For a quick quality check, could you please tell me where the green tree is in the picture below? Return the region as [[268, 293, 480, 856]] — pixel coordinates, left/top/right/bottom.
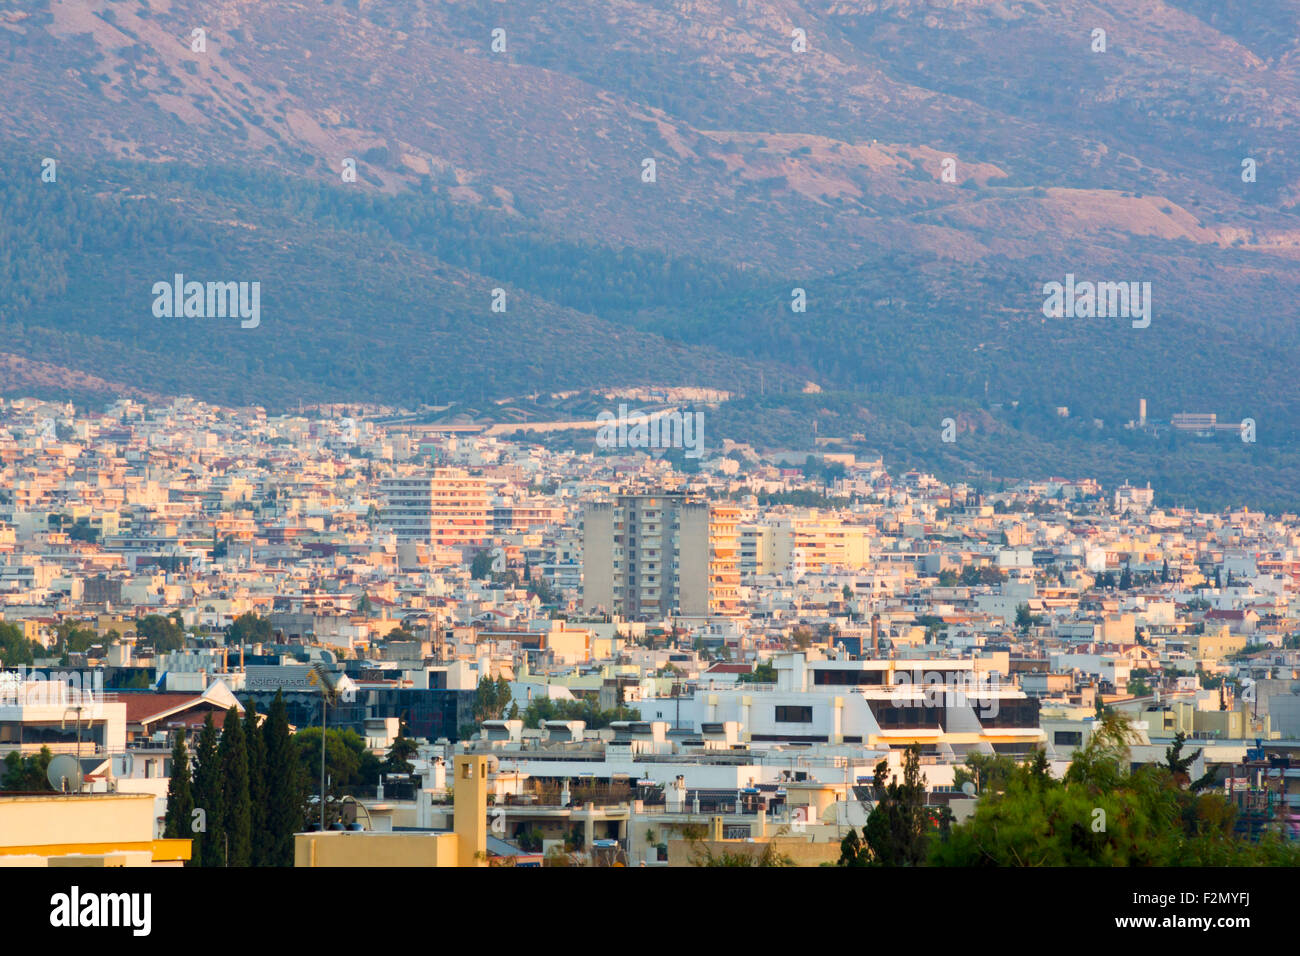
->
[[1, 746, 53, 791], [136, 614, 186, 653], [953, 751, 1024, 795], [474, 675, 506, 723], [520, 697, 639, 730], [0, 622, 36, 666], [470, 550, 494, 580], [263, 690, 304, 866], [55, 620, 101, 662], [1164, 731, 1217, 791], [226, 612, 272, 646], [739, 661, 777, 683], [163, 730, 195, 847], [380, 737, 419, 777], [191, 712, 225, 867], [930, 713, 1298, 866], [496, 674, 512, 717], [121, 670, 152, 689], [693, 842, 794, 867], [528, 574, 556, 603], [294, 726, 381, 806], [839, 745, 939, 866], [218, 705, 252, 866], [244, 703, 268, 865]]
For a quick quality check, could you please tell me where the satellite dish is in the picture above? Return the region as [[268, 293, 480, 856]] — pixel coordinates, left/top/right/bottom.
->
[[961, 781, 977, 797], [47, 754, 84, 793]]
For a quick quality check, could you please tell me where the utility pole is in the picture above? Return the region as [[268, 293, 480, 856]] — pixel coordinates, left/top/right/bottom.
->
[[321, 694, 328, 832]]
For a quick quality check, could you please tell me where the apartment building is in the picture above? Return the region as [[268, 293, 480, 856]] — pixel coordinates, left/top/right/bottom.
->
[[739, 513, 872, 576], [1114, 482, 1155, 513], [582, 492, 738, 619], [635, 652, 1042, 752], [709, 504, 742, 616], [381, 468, 489, 548]]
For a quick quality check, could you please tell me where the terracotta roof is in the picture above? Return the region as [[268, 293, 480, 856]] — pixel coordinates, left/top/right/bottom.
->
[[122, 692, 202, 724], [121, 683, 243, 727], [1206, 609, 1250, 620]]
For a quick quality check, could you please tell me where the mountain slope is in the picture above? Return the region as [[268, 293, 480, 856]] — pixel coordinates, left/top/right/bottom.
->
[[1, 0, 1298, 505]]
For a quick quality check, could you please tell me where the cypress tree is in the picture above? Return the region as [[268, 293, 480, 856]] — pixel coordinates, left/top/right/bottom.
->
[[163, 729, 194, 851], [192, 712, 225, 868], [219, 705, 252, 866], [495, 674, 512, 718], [244, 702, 268, 865], [263, 690, 304, 866]]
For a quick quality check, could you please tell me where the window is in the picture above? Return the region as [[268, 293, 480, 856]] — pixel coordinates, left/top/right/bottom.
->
[[867, 700, 944, 730], [775, 705, 813, 723], [1054, 731, 1083, 747], [814, 669, 886, 685], [981, 698, 1041, 729]]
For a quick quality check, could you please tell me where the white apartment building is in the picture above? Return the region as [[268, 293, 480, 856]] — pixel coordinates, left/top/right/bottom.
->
[[634, 653, 1043, 753], [381, 468, 489, 548], [0, 672, 127, 757]]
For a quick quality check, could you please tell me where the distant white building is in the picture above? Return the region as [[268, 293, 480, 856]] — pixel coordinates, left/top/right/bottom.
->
[[1114, 482, 1154, 513]]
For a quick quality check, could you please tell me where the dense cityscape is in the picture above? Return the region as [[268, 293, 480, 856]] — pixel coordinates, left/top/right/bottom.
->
[[1, 395, 1296, 873], [3, 0, 1293, 933]]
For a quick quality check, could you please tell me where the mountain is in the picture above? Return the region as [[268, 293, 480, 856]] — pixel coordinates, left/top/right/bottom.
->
[[2, 0, 1298, 505]]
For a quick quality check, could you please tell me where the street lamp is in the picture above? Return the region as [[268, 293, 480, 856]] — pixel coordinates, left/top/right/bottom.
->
[[309, 662, 344, 832]]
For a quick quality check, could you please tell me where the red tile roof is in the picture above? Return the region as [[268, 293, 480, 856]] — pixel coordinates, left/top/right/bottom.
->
[[121, 692, 201, 724], [121, 691, 236, 729]]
